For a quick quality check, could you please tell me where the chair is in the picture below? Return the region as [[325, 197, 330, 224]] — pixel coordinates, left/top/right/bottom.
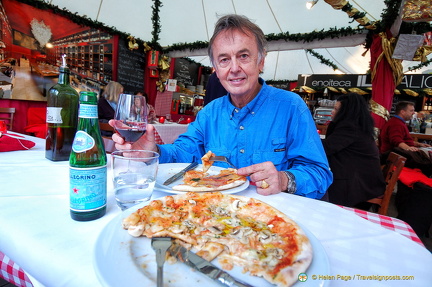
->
[[24, 107, 47, 138], [0, 107, 15, 130], [99, 121, 115, 153], [367, 152, 407, 215]]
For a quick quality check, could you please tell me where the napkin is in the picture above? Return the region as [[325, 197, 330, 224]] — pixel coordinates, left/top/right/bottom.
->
[[0, 132, 36, 152]]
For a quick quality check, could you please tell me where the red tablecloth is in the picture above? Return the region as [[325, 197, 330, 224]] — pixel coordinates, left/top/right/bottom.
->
[[0, 252, 33, 287]]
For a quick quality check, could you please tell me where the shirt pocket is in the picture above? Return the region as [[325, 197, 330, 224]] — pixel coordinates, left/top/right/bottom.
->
[[251, 137, 288, 168]]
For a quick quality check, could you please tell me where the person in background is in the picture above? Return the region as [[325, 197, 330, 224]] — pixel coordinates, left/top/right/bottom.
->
[[322, 93, 385, 208], [134, 91, 156, 123], [98, 81, 123, 122], [110, 14, 332, 198], [204, 71, 227, 106], [379, 101, 431, 154]]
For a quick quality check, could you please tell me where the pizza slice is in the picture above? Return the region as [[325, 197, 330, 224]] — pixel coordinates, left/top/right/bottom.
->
[[172, 168, 247, 192], [201, 150, 215, 172]]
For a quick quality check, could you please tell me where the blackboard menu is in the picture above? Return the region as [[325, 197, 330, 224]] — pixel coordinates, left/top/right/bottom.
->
[[173, 58, 199, 86], [117, 40, 145, 93]]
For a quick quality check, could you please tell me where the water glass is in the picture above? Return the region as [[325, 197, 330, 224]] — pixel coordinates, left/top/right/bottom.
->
[[111, 150, 159, 211]]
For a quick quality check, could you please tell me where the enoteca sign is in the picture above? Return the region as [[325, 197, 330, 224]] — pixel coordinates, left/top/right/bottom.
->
[[297, 74, 432, 89]]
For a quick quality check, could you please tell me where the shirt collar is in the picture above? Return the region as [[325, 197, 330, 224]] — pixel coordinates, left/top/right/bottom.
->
[[393, 115, 406, 122], [225, 78, 268, 118]]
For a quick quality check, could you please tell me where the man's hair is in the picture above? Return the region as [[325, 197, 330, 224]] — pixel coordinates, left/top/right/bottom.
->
[[208, 14, 267, 67], [395, 101, 414, 114]]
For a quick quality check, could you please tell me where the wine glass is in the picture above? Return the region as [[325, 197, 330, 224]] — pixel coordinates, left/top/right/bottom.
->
[[113, 94, 147, 143]]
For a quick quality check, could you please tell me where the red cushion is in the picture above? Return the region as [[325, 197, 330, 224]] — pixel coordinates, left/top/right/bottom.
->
[[24, 124, 47, 139]]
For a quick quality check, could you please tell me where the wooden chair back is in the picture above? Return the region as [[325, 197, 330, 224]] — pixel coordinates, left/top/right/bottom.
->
[[99, 122, 115, 153], [367, 152, 406, 215], [99, 122, 114, 134], [0, 107, 16, 130]]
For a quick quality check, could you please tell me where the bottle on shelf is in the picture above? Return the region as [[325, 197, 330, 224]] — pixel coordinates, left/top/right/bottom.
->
[[69, 91, 107, 221], [46, 54, 79, 161], [410, 114, 421, 133]]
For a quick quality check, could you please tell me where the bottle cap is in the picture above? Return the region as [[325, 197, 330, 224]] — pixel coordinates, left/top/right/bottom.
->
[[59, 54, 70, 73], [61, 54, 67, 67]]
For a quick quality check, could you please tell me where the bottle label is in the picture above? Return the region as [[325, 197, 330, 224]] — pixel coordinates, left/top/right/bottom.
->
[[72, 131, 95, 153], [79, 104, 98, 118], [46, 107, 63, 123], [70, 166, 107, 212]]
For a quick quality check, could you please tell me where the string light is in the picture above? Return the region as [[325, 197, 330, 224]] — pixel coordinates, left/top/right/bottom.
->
[[306, 0, 319, 10]]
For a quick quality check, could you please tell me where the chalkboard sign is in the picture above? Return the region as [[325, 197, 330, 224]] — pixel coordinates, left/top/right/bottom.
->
[[117, 40, 145, 94], [173, 58, 199, 86]]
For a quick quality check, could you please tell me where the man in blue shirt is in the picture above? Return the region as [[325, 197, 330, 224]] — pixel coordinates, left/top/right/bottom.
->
[[111, 14, 332, 199]]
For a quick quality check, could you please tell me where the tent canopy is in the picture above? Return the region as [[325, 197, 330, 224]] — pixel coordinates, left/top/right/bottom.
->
[[7, 0, 432, 80]]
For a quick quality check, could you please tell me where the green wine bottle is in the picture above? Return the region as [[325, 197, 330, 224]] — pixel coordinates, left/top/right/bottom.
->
[[46, 54, 79, 161], [69, 91, 107, 221]]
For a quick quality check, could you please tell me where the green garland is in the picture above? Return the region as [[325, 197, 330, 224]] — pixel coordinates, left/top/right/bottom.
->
[[164, 26, 365, 53], [150, 0, 162, 49], [306, 49, 339, 71], [14, 0, 161, 50], [407, 58, 432, 72]]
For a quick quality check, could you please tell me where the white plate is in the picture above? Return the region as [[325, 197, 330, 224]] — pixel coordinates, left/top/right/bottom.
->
[[154, 163, 250, 194], [93, 199, 330, 287]]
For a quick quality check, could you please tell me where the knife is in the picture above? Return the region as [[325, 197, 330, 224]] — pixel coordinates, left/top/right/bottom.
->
[[168, 243, 253, 287], [163, 162, 198, 185]]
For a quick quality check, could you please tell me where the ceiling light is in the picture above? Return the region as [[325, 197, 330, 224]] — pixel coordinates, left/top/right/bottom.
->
[[306, 0, 319, 10]]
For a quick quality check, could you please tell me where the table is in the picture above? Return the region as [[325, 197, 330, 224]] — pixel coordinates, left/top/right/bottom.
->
[[152, 122, 188, 144], [1, 134, 431, 287], [410, 132, 432, 142]]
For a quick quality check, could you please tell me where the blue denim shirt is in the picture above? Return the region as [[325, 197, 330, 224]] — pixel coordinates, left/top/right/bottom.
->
[[159, 79, 332, 198]]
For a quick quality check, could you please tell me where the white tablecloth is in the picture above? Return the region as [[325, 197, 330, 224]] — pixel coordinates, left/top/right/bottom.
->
[[0, 133, 431, 287], [152, 123, 188, 144]]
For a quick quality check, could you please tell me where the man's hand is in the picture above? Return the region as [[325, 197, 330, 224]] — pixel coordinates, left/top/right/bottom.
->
[[237, 161, 287, 195], [109, 120, 158, 152], [417, 142, 432, 148]]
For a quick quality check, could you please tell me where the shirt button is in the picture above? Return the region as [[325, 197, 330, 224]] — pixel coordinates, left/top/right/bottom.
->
[[251, 111, 255, 115], [235, 109, 239, 113], [239, 126, 244, 130], [240, 149, 245, 153]]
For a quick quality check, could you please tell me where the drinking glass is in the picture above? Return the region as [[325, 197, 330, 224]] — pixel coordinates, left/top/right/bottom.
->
[[113, 94, 147, 143], [111, 150, 159, 211]]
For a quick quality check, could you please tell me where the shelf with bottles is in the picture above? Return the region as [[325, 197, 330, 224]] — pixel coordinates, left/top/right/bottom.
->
[[422, 96, 432, 111], [51, 28, 112, 46], [50, 42, 114, 84]]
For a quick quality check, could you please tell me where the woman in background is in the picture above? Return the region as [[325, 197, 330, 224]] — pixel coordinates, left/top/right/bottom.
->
[[322, 93, 385, 209], [98, 81, 124, 121]]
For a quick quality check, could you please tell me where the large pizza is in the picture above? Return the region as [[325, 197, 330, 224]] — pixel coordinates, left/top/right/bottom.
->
[[122, 192, 313, 287]]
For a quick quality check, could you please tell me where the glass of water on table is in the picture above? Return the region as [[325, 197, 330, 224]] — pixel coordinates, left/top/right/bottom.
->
[[111, 150, 159, 211]]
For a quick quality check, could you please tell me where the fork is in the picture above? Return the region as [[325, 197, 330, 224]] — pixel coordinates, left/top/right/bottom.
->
[[210, 156, 237, 169], [151, 237, 172, 287]]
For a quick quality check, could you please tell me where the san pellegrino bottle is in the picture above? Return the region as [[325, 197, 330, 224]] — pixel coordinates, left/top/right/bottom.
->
[[46, 54, 79, 161], [69, 91, 107, 221]]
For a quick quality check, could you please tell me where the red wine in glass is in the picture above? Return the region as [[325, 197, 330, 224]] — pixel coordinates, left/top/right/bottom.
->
[[114, 94, 148, 143]]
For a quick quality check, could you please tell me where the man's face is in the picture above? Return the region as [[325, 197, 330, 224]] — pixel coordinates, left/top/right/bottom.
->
[[212, 29, 264, 100], [401, 105, 415, 121]]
